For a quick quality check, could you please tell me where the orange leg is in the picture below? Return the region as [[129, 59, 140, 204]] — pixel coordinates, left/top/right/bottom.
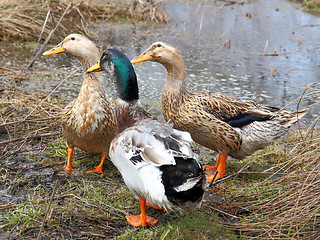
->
[[203, 156, 221, 172], [146, 202, 165, 211], [86, 153, 108, 174], [126, 198, 158, 227], [205, 154, 228, 182], [66, 147, 75, 170]]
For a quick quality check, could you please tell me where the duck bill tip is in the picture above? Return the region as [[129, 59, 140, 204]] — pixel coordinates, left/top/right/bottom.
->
[[86, 61, 101, 72], [131, 53, 152, 64], [42, 45, 65, 56]]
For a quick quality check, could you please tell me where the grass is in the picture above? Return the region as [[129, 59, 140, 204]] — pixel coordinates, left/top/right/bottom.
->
[[226, 129, 320, 238], [0, 0, 169, 42], [118, 211, 237, 240], [303, 0, 320, 9], [1, 58, 320, 239]]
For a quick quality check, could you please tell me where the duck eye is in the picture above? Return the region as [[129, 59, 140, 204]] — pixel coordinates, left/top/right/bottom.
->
[[71, 37, 75, 41], [156, 44, 161, 48]]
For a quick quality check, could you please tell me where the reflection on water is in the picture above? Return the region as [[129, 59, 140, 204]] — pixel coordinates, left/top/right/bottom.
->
[[0, 0, 319, 122]]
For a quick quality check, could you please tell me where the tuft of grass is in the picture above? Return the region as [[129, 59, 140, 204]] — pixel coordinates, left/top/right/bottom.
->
[[224, 128, 320, 239], [118, 210, 236, 240], [303, 0, 320, 9], [47, 137, 69, 159], [0, 0, 170, 42]]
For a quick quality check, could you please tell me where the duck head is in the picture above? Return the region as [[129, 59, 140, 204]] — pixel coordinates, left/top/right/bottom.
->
[[131, 41, 183, 66], [87, 49, 139, 102], [43, 34, 100, 69]]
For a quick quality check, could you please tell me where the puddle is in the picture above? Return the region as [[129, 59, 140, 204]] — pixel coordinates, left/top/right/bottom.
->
[[1, 0, 319, 121]]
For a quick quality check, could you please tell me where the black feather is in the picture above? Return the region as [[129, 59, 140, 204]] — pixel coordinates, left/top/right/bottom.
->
[[228, 115, 268, 128], [164, 136, 181, 152], [160, 157, 205, 206], [129, 150, 143, 165]]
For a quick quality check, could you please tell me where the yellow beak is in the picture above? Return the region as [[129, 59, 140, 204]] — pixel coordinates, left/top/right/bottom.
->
[[43, 45, 65, 56], [86, 60, 101, 72], [131, 53, 152, 63]]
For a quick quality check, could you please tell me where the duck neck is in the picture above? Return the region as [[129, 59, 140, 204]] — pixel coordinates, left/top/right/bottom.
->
[[114, 63, 139, 102], [81, 57, 98, 71], [162, 56, 188, 95], [160, 55, 188, 122], [78, 53, 104, 101], [113, 71, 145, 134], [114, 99, 153, 134]]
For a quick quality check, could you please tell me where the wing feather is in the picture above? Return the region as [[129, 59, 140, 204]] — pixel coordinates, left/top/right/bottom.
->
[[191, 91, 286, 128], [114, 119, 195, 167]]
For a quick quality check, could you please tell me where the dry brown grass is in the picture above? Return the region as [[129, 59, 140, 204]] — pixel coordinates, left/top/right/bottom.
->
[[0, 0, 169, 42], [303, 0, 320, 8], [228, 137, 320, 238], [0, 69, 319, 238], [225, 84, 320, 239], [0, 70, 63, 160]]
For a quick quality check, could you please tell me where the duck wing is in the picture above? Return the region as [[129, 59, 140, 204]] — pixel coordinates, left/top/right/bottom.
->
[[193, 91, 279, 128], [113, 118, 196, 167]]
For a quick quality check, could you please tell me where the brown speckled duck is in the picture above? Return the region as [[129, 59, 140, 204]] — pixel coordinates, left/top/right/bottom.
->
[[43, 34, 115, 173], [131, 41, 307, 182]]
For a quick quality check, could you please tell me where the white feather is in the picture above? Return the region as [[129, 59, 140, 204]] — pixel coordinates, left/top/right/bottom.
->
[[109, 118, 202, 211]]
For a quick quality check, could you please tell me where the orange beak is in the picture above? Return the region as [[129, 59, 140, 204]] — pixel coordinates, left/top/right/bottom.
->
[[131, 53, 152, 63], [43, 44, 65, 56], [86, 60, 101, 72]]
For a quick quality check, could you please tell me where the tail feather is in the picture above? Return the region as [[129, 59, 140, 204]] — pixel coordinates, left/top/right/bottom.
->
[[160, 157, 206, 208], [287, 109, 308, 125]]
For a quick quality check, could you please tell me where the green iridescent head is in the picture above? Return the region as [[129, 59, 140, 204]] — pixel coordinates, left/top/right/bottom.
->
[[88, 49, 139, 101]]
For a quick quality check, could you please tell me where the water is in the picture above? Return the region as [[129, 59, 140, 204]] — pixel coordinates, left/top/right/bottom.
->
[[1, 0, 319, 122], [127, 0, 320, 120]]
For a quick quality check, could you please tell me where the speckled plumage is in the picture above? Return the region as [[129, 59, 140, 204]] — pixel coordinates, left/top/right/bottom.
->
[[131, 41, 307, 180], [43, 34, 115, 172], [61, 76, 114, 155]]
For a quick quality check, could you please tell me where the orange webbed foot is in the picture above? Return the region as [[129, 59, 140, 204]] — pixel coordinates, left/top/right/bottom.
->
[[206, 172, 216, 183], [126, 198, 159, 227], [86, 165, 103, 174], [126, 214, 158, 227], [206, 171, 225, 183], [86, 154, 108, 174], [66, 162, 75, 177], [203, 165, 218, 173], [203, 165, 218, 182], [204, 154, 228, 183]]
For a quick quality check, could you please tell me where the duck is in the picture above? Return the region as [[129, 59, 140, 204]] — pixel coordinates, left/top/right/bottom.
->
[[43, 34, 115, 174], [87, 49, 206, 227], [131, 41, 307, 182]]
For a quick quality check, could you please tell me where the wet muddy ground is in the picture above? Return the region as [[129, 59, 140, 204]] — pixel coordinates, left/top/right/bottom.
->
[[0, 0, 319, 239]]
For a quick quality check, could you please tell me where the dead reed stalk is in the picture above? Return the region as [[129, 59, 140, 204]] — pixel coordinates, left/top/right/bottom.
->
[[0, 70, 66, 161], [225, 83, 320, 239], [0, 0, 169, 42]]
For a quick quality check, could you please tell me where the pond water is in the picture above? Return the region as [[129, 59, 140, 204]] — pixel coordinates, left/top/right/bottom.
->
[[1, 0, 319, 123]]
